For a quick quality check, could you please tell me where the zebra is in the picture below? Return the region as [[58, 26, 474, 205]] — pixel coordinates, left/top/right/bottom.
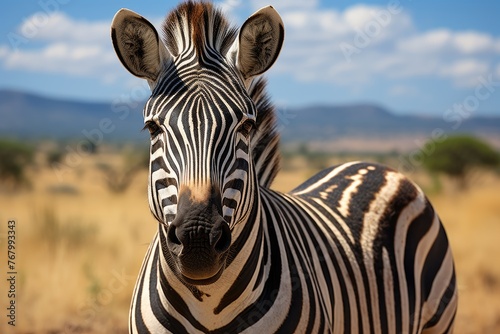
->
[[111, 1, 457, 333]]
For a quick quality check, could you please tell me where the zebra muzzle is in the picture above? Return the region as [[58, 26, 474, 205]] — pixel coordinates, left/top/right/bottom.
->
[[166, 214, 231, 285]]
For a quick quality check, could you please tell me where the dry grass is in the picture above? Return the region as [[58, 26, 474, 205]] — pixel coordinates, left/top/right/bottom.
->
[[427, 174, 500, 333], [0, 153, 499, 333], [0, 153, 154, 333]]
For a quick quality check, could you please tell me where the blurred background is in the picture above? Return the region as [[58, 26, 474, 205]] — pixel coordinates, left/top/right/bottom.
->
[[1, 0, 499, 333]]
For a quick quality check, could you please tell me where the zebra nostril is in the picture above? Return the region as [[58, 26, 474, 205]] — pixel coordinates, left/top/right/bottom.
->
[[213, 222, 231, 253], [167, 225, 182, 246]]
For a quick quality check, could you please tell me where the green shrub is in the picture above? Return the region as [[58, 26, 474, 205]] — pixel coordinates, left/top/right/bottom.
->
[[421, 135, 499, 188], [0, 139, 34, 188]]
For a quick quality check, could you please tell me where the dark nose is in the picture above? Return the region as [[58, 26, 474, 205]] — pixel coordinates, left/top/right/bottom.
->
[[167, 218, 231, 257]]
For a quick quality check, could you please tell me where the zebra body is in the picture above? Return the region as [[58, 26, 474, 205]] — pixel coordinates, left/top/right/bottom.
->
[[111, 2, 457, 333], [130, 162, 456, 333]]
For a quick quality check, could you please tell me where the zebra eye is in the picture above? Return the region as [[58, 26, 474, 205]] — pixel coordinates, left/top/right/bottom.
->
[[237, 119, 256, 138], [143, 121, 162, 137]]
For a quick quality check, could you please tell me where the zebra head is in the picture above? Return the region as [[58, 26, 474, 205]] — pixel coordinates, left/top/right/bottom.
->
[[111, 2, 283, 285]]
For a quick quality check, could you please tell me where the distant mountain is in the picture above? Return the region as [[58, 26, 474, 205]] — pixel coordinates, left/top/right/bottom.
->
[[0, 89, 146, 141], [1, 90, 499, 149], [278, 104, 500, 143]]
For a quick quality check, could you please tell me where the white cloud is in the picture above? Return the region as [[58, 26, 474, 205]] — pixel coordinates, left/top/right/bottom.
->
[[440, 59, 489, 77], [0, 12, 129, 83], [249, 0, 319, 11], [453, 31, 494, 54], [397, 29, 453, 54], [3, 43, 115, 77], [439, 59, 490, 86], [397, 29, 500, 56], [19, 12, 109, 44], [0, 10, 171, 89], [265, 2, 500, 89], [342, 4, 411, 33], [274, 3, 416, 86]]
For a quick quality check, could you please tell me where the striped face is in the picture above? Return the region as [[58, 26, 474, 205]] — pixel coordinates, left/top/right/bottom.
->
[[111, 2, 284, 284], [142, 57, 259, 283], [144, 58, 257, 230]]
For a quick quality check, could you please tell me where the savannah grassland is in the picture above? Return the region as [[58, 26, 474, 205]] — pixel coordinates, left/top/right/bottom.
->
[[0, 150, 499, 334]]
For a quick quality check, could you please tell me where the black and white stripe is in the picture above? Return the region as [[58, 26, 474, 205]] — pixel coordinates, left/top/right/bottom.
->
[[111, 2, 457, 333]]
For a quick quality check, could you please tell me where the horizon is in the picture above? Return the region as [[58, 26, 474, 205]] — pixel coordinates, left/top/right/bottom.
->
[[3, 87, 500, 118], [1, 1, 500, 116]]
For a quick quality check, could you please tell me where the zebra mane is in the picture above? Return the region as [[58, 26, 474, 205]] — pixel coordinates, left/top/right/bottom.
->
[[162, 1, 237, 57], [162, 1, 281, 188], [248, 78, 281, 188]]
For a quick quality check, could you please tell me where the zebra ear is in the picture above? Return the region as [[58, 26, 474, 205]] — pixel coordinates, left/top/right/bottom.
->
[[233, 6, 284, 82], [111, 8, 170, 84]]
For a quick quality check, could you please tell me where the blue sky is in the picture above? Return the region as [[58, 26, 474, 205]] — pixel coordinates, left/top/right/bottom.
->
[[1, 0, 499, 116]]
